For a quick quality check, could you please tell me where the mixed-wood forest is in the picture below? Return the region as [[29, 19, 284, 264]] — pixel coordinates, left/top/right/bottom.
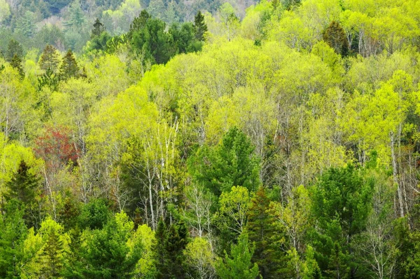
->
[[0, 0, 420, 278]]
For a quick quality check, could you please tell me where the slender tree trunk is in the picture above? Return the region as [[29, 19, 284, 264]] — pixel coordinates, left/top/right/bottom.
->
[[390, 132, 404, 217]]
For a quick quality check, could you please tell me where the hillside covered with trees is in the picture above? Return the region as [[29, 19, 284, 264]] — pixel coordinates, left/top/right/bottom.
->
[[0, 0, 420, 278]]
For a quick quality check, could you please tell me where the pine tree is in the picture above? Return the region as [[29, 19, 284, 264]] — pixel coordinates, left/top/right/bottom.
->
[[39, 230, 64, 278], [5, 40, 23, 62], [91, 18, 105, 39], [5, 161, 40, 205], [154, 220, 189, 279], [0, 200, 27, 278], [39, 44, 60, 72], [59, 50, 79, 81], [189, 127, 261, 197], [10, 54, 24, 79], [81, 218, 142, 278], [323, 21, 349, 56], [216, 232, 260, 279], [247, 187, 276, 278], [194, 11, 207, 41]]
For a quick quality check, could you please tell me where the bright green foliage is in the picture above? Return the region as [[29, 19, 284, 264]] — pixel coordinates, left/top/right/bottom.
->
[[184, 237, 216, 278], [189, 127, 261, 197], [0, 200, 27, 279], [216, 232, 260, 279], [38, 228, 64, 277], [215, 186, 251, 252]]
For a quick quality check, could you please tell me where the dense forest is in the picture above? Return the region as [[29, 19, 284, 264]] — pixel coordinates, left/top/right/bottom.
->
[[0, 0, 420, 278]]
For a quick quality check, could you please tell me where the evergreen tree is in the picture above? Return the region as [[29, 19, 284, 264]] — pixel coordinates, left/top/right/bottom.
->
[[39, 44, 60, 72], [310, 165, 374, 278], [247, 186, 277, 278], [39, 229, 64, 278], [154, 220, 189, 279], [323, 21, 349, 56], [81, 218, 142, 278], [5, 40, 23, 62], [59, 50, 79, 81], [216, 232, 260, 279], [10, 54, 24, 79], [37, 68, 60, 91], [62, 228, 84, 279], [4, 161, 40, 205], [189, 127, 261, 197], [194, 11, 207, 41], [0, 200, 27, 279], [91, 18, 105, 38]]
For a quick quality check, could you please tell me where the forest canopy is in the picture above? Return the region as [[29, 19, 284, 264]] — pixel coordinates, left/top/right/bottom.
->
[[0, 0, 420, 278]]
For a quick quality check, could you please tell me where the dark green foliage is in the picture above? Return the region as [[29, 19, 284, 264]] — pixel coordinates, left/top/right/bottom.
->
[[80, 219, 142, 278], [247, 187, 277, 278], [189, 127, 261, 197], [58, 196, 80, 231], [10, 54, 24, 79], [59, 50, 79, 80], [5, 161, 40, 228], [78, 199, 110, 230], [154, 220, 189, 279], [39, 44, 60, 72], [310, 165, 374, 278], [129, 11, 202, 65], [89, 32, 112, 52], [216, 232, 260, 279], [91, 18, 106, 39], [0, 200, 27, 279], [5, 40, 23, 62], [4, 161, 40, 205], [323, 21, 349, 56], [193, 11, 207, 41]]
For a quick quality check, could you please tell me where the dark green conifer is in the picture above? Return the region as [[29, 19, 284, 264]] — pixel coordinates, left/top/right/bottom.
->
[[194, 11, 207, 41], [39, 44, 60, 72], [59, 50, 79, 80], [323, 21, 349, 56], [10, 54, 24, 79]]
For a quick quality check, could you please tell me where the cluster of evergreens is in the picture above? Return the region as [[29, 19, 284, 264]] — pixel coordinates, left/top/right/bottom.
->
[[0, 0, 256, 52], [0, 0, 420, 278]]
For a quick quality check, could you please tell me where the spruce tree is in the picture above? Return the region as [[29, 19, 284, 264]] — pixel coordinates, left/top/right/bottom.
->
[[5, 161, 40, 205], [0, 200, 27, 278], [216, 232, 260, 279], [39, 44, 60, 72], [323, 21, 349, 56], [10, 54, 24, 79], [5, 40, 23, 62], [189, 127, 261, 197], [247, 187, 276, 278], [91, 18, 105, 38], [39, 230, 64, 278], [194, 11, 207, 41], [59, 50, 79, 81], [154, 220, 189, 279]]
